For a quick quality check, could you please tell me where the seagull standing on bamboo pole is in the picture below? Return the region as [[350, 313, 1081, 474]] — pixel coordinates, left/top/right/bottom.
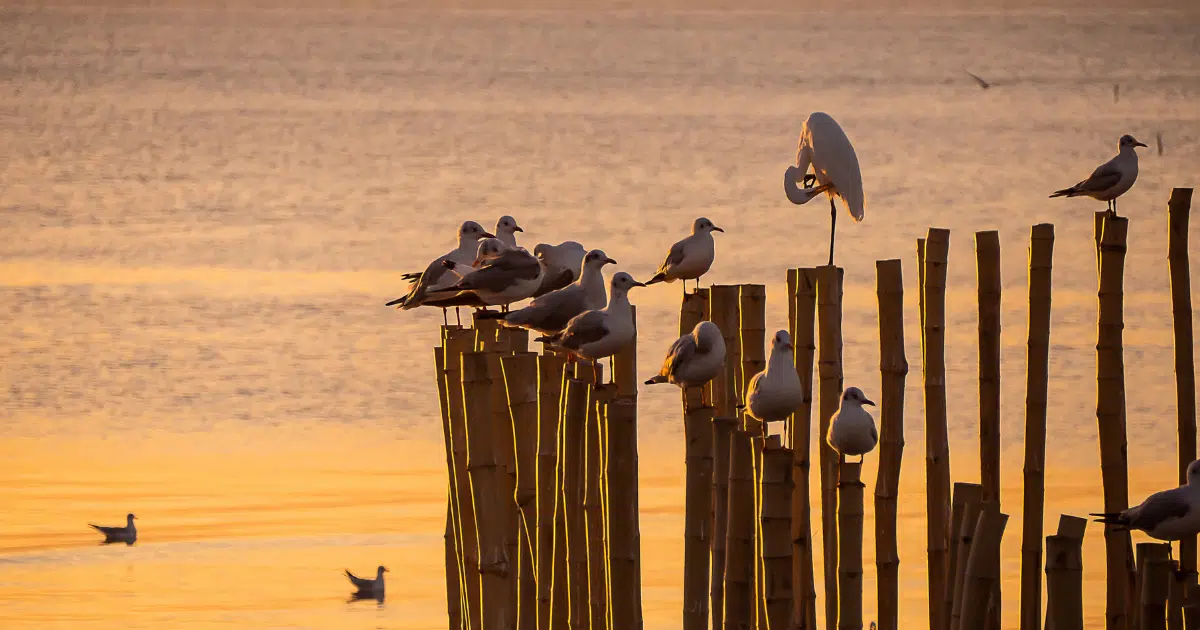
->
[[430, 238, 543, 310], [534, 272, 644, 382], [644, 217, 724, 295], [826, 386, 878, 464], [739, 330, 805, 425], [474, 249, 615, 334], [1091, 460, 1200, 545], [532, 241, 587, 297], [645, 321, 726, 389], [783, 112, 865, 267], [495, 215, 524, 249], [1050, 134, 1146, 217], [385, 221, 494, 322]]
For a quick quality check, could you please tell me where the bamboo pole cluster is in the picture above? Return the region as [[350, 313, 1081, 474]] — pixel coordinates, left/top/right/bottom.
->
[[789, 268, 820, 630]]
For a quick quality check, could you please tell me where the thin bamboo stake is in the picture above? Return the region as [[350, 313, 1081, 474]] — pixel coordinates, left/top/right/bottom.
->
[[462, 351, 513, 628], [613, 306, 638, 398], [949, 496, 984, 630], [503, 353, 540, 630], [1021, 223, 1055, 630], [874, 259, 907, 630], [586, 384, 615, 630], [560, 378, 590, 630], [1168, 188, 1197, 574], [918, 239, 927, 361], [711, 284, 741, 630], [975, 231, 1002, 505], [724, 428, 755, 630], [536, 354, 565, 630], [437, 344, 467, 628], [712, 285, 743, 419], [445, 328, 482, 629], [762, 436, 795, 630], [816, 265, 845, 630], [1138, 544, 1150, 630], [753, 434, 768, 630], [791, 266, 819, 630], [1170, 562, 1185, 630], [483, 348, 520, 628], [837, 461, 865, 630], [956, 505, 1008, 630], [923, 227, 953, 630], [1045, 534, 1084, 630], [1141, 543, 1172, 630], [681, 289, 713, 630], [607, 395, 643, 630], [1185, 582, 1200, 630], [1096, 212, 1134, 630], [739, 284, 767, 629], [550, 365, 573, 629], [946, 483, 983, 628], [447, 499, 465, 629]]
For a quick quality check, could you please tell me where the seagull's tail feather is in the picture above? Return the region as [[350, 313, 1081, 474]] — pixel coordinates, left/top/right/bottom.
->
[[533, 334, 561, 345], [1089, 512, 1130, 529], [1049, 187, 1079, 198], [385, 296, 406, 307], [88, 524, 104, 532], [644, 272, 668, 286], [644, 375, 669, 385]]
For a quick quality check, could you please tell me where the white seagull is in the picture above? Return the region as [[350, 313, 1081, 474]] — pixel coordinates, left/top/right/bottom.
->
[[1092, 460, 1200, 542], [534, 272, 645, 379], [826, 386, 878, 463], [345, 565, 388, 600], [1050, 134, 1147, 217], [645, 321, 727, 389], [741, 330, 805, 424], [783, 112, 865, 267], [385, 221, 494, 314], [475, 249, 615, 334], [533, 241, 587, 297], [431, 239, 543, 308], [495, 215, 524, 249], [89, 513, 137, 545], [644, 217, 724, 295]]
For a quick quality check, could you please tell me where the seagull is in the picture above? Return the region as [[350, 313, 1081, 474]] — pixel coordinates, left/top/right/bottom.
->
[[644, 217, 724, 295], [431, 239, 543, 309], [533, 241, 588, 297], [965, 69, 991, 89], [1050, 134, 1146, 217], [1092, 460, 1200, 543], [645, 320, 726, 389], [475, 249, 614, 334], [783, 112, 865, 267], [495, 215, 523, 249], [740, 330, 805, 424], [89, 513, 137, 545], [826, 386, 878, 464], [534, 272, 644, 380], [345, 565, 388, 600], [385, 221, 494, 318]]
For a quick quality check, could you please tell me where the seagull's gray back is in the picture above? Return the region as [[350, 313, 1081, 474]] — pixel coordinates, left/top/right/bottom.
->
[[504, 283, 589, 332]]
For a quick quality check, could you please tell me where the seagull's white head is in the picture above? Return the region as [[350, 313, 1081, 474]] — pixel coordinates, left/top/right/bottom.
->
[[771, 329, 793, 353], [472, 238, 508, 267], [692, 217, 725, 235], [1187, 460, 1200, 486], [841, 386, 875, 407], [496, 215, 523, 236], [1119, 134, 1148, 151], [582, 249, 616, 272], [460, 221, 494, 242], [694, 321, 723, 350], [610, 272, 646, 295]]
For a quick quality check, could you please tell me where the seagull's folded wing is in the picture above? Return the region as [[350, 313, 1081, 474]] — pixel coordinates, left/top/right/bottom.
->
[[557, 310, 609, 350], [659, 334, 696, 379], [1073, 159, 1124, 193], [1126, 489, 1192, 531]]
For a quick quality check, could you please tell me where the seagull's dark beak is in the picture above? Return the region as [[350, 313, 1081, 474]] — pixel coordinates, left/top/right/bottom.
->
[[605, 258, 617, 265], [863, 398, 876, 406], [713, 226, 725, 233], [632, 281, 646, 287], [1134, 141, 1148, 148], [481, 231, 496, 239], [383, 567, 390, 573], [513, 226, 524, 232]]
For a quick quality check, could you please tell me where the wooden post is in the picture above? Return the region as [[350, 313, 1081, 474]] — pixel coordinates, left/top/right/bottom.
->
[[436, 343, 467, 629], [816, 265, 845, 630], [1185, 582, 1200, 630], [482, 347, 520, 629], [446, 499, 465, 629], [946, 483, 983, 628], [463, 352, 513, 628], [1045, 533, 1084, 630], [710, 284, 741, 630], [738, 284, 767, 629], [762, 436, 794, 630], [503, 353, 540, 630], [536, 354, 565, 630], [681, 290, 713, 630], [613, 306, 638, 398], [1140, 543, 1172, 630], [1045, 514, 1088, 627], [1170, 563, 1186, 630], [949, 496, 984, 630], [956, 505, 1008, 630], [560, 378, 590, 630], [837, 461, 865, 630], [607, 395, 643, 630], [585, 384, 615, 630], [1168, 188, 1197, 574], [790, 267, 820, 630], [445, 328, 482, 630], [724, 427, 755, 630], [1096, 212, 1134, 630], [975, 231, 1001, 516], [874, 259, 907, 630], [923, 228, 953, 630], [1020, 223, 1055, 630], [711, 285, 743, 419]]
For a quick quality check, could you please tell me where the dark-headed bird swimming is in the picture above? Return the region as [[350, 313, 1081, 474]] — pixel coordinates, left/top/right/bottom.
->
[[89, 513, 137, 545], [346, 565, 388, 600]]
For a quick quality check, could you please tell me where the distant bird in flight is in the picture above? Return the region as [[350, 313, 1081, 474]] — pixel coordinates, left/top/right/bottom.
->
[[1050, 134, 1146, 217], [1092, 460, 1200, 543], [89, 513, 137, 545], [965, 69, 991, 89], [346, 565, 388, 601]]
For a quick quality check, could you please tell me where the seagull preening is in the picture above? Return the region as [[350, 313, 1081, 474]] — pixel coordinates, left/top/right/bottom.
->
[[534, 272, 644, 380], [741, 330, 805, 424], [645, 321, 727, 389], [826, 386, 878, 464], [475, 249, 614, 334], [645, 217, 723, 295], [385, 221, 494, 318], [89, 513, 137, 545], [533, 241, 587, 298], [345, 565, 388, 600], [783, 112, 865, 267], [1091, 460, 1200, 543], [1050, 134, 1146, 217]]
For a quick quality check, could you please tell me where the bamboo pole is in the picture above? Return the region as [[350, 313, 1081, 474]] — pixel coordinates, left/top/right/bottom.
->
[[1020, 223, 1055, 630], [710, 284, 741, 630], [874, 259, 907, 630], [816, 265, 845, 630], [1141, 543, 1172, 630], [463, 351, 513, 628], [946, 483, 983, 628], [949, 496, 984, 630], [724, 427, 755, 630], [437, 344, 467, 628], [837, 461, 865, 630], [504, 353, 540, 630], [586, 384, 615, 630], [1096, 212, 1134, 630], [923, 227, 952, 630], [680, 289, 713, 630], [738, 284, 767, 629], [918, 239, 927, 360], [559, 378, 590, 630], [447, 499, 465, 629], [975, 231, 1001, 506], [551, 365, 573, 629], [762, 436, 795, 630], [1168, 188, 1197, 574], [1185, 582, 1200, 630], [607, 395, 643, 630], [790, 267, 819, 630], [754, 435, 768, 630], [445, 328, 482, 630], [536, 354, 565, 630], [483, 347, 520, 628], [956, 505, 1008, 630], [613, 306, 638, 398], [712, 285, 743, 419], [1045, 534, 1084, 630], [1170, 563, 1186, 630]]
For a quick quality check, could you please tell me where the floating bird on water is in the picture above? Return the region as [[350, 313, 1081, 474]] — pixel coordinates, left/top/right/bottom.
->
[[1050, 134, 1146, 217], [532, 241, 587, 297], [495, 215, 524, 249], [740, 330, 805, 424], [345, 565, 388, 600], [89, 513, 137, 545], [1091, 460, 1200, 544], [535, 272, 644, 381], [644, 217, 723, 295], [965, 69, 991, 89], [645, 321, 726, 389], [826, 386, 878, 464], [433, 239, 543, 309], [783, 112, 865, 267], [475, 249, 614, 334], [385, 221, 494, 319]]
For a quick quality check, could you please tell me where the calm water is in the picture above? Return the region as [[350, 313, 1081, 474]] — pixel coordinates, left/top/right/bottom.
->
[[2, 2, 1199, 628]]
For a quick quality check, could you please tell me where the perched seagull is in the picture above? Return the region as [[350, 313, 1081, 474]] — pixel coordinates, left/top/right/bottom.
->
[[644, 217, 724, 295], [533, 241, 587, 297], [783, 112, 865, 267], [826, 386, 878, 463], [535, 272, 645, 379], [741, 330, 805, 424], [965, 69, 991, 89], [432, 239, 543, 308], [89, 513, 137, 545], [495, 215, 524, 249], [1050, 134, 1146, 217], [475, 249, 614, 334], [1092, 460, 1200, 542], [385, 221, 494, 316], [645, 321, 726, 389], [345, 565, 388, 600]]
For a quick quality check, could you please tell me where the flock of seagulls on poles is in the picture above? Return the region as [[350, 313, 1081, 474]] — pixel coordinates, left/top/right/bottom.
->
[[88, 110, 1188, 600]]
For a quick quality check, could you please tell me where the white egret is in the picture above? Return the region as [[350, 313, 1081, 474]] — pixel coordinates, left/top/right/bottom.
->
[[783, 112, 865, 267]]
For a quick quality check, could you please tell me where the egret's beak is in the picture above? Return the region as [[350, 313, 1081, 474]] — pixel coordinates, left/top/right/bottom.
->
[[863, 398, 876, 406], [712, 226, 725, 233], [480, 231, 496, 238], [784, 166, 832, 205], [604, 258, 617, 265], [1134, 141, 1148, 148]]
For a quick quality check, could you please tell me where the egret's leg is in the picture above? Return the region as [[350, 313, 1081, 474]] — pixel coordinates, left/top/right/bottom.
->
[[828, 197, 838, 266]]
